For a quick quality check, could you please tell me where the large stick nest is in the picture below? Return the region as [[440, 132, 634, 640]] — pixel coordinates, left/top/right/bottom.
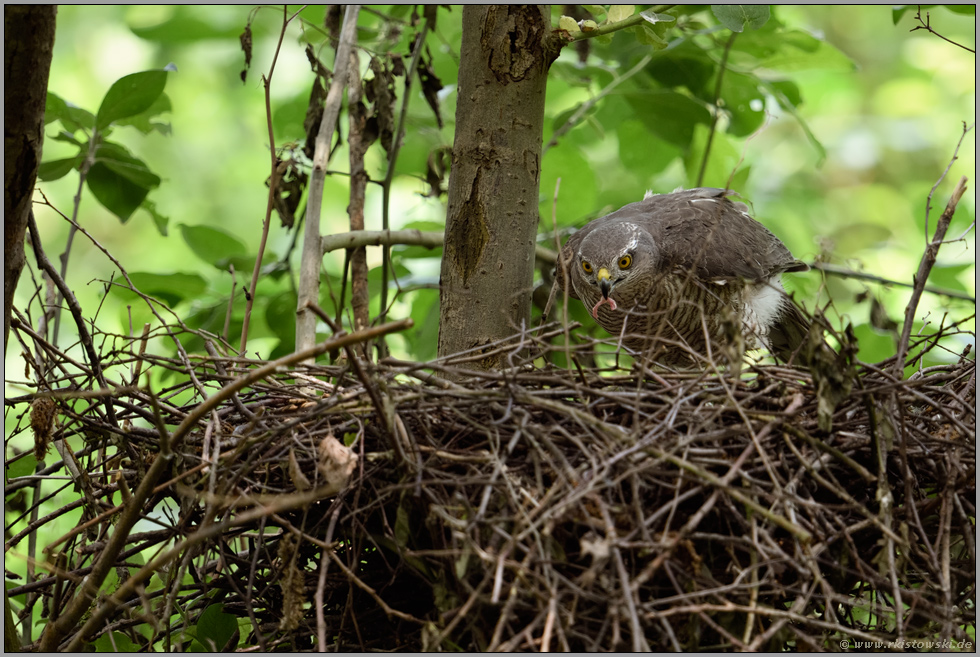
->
[[5, 317, 975, 651]]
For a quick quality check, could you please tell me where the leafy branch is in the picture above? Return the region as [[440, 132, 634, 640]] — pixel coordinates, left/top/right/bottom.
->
[[559, 5, 674, 44], [39, 69, 173, 345]]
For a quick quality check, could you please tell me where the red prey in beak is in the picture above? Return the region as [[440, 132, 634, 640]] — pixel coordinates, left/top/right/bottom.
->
[[590, 266, 618, 319]]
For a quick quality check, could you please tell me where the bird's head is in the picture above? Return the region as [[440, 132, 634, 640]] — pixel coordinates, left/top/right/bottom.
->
[[576, 222, 658, 319]]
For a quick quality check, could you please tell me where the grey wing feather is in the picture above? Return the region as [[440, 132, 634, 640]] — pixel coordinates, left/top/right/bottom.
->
[[555, 237, 581, 300], [608, 188, 808, 282]]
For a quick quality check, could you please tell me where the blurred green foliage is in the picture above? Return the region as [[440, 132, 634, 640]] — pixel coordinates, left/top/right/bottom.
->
[[6, 5, 976, 650], [23, 4, 973, 375]]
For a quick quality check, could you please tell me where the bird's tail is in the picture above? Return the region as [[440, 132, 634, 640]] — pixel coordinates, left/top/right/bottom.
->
[[769, 299, 811, 364]]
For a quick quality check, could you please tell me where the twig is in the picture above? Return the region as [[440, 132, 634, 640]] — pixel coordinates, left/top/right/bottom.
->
[[696, 31, 737, 187], [171, 317, 411, 451], [811, 262, 975, 303], [378, 14, 432, 331], [543, 53, 653, 155], [35, 190, 217, 404], [315, 506, 341, 652], [346, 50, 370, 337], [321, 228, 558, 264], [296, 5, 361, 357], [37, 390, 173, 652], [26, 211, 116, 427], [895, 176, 968, 377], [922, 122, 974, 243], [223, 264, 235, 342], [60, 479, 351, 652], [52, 129, 99, 347], [325, 550, 424, 624], [910, 6, 975, 53], [565, 5, 674, 42], [241, 6, 303, 354]]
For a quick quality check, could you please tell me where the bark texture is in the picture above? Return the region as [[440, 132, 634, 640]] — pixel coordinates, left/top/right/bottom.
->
[[4, 8, 57, 651], [437, 5, 559, 367], [4, 5, 57, 354]]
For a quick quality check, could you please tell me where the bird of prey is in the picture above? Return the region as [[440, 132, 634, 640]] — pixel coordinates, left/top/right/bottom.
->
[[555, 187, 811, 366]]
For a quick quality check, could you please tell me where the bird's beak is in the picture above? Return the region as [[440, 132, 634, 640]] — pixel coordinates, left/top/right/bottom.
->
[[597, 267, 612, 298]]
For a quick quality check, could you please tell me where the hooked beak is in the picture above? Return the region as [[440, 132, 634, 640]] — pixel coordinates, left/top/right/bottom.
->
[[597, 267, 613, 298]]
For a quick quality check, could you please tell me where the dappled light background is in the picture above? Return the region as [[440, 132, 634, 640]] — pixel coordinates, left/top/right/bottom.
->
[[5, 6, 976, 644], [17, 4, 977, 380]]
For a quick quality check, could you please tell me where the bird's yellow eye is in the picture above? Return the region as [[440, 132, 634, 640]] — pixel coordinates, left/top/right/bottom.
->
[[618, 254, 632, 269], [582, 261, 593, 274]]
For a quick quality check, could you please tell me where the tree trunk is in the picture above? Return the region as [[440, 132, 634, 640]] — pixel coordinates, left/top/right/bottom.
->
[[4, 5, 57, 354], [4, 8, 57, 652], [437, 5, 560, 368]]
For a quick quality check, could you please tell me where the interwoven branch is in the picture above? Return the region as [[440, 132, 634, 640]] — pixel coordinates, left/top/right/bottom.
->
[[6, 309, 973, 650]]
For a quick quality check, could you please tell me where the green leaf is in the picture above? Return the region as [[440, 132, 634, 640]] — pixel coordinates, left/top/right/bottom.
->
[[720, 71, 766, 137], [634, 11, 675, 49], [634, 23, 669, 49], [942, 5, 975, 15], [759, 33, 854, 73], [852, 323, 896, 364], [768, 79, 802, 108], [266, 290, 297, 358], [926, 263, 971, 293], [401, 220, 445, 232], [85, 141, 161, 222], [582, 5, 606, 18], [179, 224, 248, 270], [87, 164, 153, 223], [712, 5, 771, 32], [730, 25, 854, 74], [891, 6, 914, 24], [116, 272, 208, 307], [558, 15, 580, 34], [38, 155, 84, 182], [367, 262, 412, 292], [195, 604, 237, 651], [113, 92, 173, 136], [96, 69, 169, 131], [271, 92, 310, 143], [94, 142, 162, 189], [645, 42, 714, 94], [540, 146, 597, 226], [45, 92, 95, 132], [44, 91, 68, 126], [409, 289, 440, 361], [684, 123, 750, 190], [49, 130, 85, 147], [623, 90, 712, 149], [92, 631, 140, 652], [617, 120, 682, 176], [639, 9, 676, 26], [129, 10, 244, 43], [551, 101, 594, 137], [759, 79, 825, 164], [607, 5, 635, 23], [6, 453, 38, 481], [141, 198, 170, 236]]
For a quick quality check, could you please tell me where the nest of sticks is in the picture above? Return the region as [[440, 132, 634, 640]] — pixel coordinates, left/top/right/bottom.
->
[[5, 307, 975, 651]]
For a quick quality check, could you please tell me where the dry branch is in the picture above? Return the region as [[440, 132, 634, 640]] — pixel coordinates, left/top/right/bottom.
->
[[320, 228, 559, 264], [6, 307, 973, 650], [296, 6, 361, 357]]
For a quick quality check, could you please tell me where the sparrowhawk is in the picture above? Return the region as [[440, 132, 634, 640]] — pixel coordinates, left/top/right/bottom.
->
[[555, 187, 810, 366]]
